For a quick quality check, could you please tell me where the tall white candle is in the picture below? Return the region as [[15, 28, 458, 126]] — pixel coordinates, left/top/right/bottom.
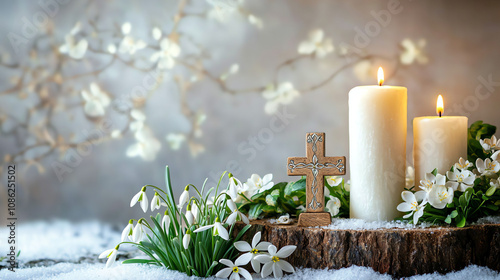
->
[[349, 67, 407, 221], [413, 95, 468, 186]]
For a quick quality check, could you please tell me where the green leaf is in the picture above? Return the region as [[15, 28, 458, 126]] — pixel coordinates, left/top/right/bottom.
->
[[450, 210, 458, 218], [122, 258, 158, 264], [459, 194, 467, 208], [284, 179, 305, 197], [486, 186, 497, 196], [431, 168, 438, 176], [456, 216, 466, 227], [444, 215, 452, 224]]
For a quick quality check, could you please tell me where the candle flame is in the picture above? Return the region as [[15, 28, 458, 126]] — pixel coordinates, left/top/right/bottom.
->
[[378, 67, 384, 86], [436, 94, 444, 117]]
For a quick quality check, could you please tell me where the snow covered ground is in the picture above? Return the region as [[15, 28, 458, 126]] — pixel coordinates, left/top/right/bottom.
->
[[0, 220, 499, 280]]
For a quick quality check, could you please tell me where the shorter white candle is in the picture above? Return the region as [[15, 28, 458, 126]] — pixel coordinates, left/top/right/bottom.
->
[[413, 95, 468, 185]]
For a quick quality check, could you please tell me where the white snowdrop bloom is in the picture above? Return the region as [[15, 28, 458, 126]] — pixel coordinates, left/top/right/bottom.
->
[[185, 203, 196, 225], [228, 174, 244, 201], [99, 245, 119, 268], [480, 136, 500, 151], [121, 220, 134, 242], [193, 217, 229, 240], [297, 29, 334, 58], [419, 173, 446, 194], [126, 127, 161, 161], [248, 14, 263, 29], [428, 185, 454, 209], [405, 167, 415, 188], [150, 38, 181, 69], [81, 83, 110, 117], [446, 169, 475, 192], [132, 219, 146, 243], [178, 185, 190, 209], [215, 255, 253, 280], [400, 38, 428, 65], [326, 176, 343, 187], [476, 157, 500, 177], [166, 133, 186, 150], [234, 231, 272, 273], [255, 244, 296, 278], [119, 22, 146, 55], [162, 210, 171, 232], [262, 82, 300, 114], [183, 230, 191, 249], [276, 213, 291, 224], [152, 27, 162, 40], [397, 191, 427, 225], [226, 199, 250, 225], [455, 157, 473, 170], [326, 196, 341, 217], [130, 187, 148, 213], [150, 192, 167, 211], [59, 35, 88, 59]]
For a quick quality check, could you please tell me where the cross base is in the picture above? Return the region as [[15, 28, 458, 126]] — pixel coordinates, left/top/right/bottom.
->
[[297, 212, 331, 227]]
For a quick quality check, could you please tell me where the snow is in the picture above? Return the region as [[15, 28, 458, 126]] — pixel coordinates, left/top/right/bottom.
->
[[323, 218, 435, 230], [0, 220, 498, 280]]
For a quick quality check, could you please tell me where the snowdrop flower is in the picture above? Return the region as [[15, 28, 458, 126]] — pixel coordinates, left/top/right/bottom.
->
[[446, 169, 475, 192], [228, 174, 244, 201], [326, 196, 341, 217], [183, 230, 191, 249], [126, 127, 161, 161], [193, 217, 229, 240], [455, 157, 473, 170], [215, 256, 253, 280], [119, 22, 146, 55], [121, 220, 134, 242], [276, 213, 291, 224], [262, 82, 300, 115], [397, 191, 427, 225], [326, 176, 342, 187], [400, 38, 428, 65], [226, 199, 250, 225], [166, 133, 186, 150], [255, 245, 296, 278], [185, 203, 196, 225], [132, 219, 146, 243], [151, 192, 167, 211], [178, 185, 190, 208], [476, 158, 500, 177], [99, 245, 119, 268], [130, 186, 148, 213], [428, 185, 454, 209], [81, 83, 110, 117], [406, 167, 415, 188], [481, 136, 500, 151], [419, 173, 446, 193], [150, 38, 181, 70], [162, 210, 171, 232], [234, 231, 272, 273], [59, 35, 88, 59], [297, 29, 334, 58]]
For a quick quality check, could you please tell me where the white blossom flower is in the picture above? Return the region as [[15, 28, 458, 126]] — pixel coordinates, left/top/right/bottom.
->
[[152, 27, 162, 40], [428, 185, 454, 209], [126, 127, 161, 161], [185, 203, 197, 225], [206, 0, 239, 22], [226, 199, 250, 225], [130, 187, 148, 213], [132, 219, 146, 242], [228, 174, 244, 201], [193, 217, 229, 240], [297, 29, 334, 58], [492, 151, 500, 162], [121, 220, 134, 242], [353, 60, 373, 83], [480, 136, 500, 151], [151, 192, 167, 211], [400, 38, 428, 65], [262, 83, 299, 114], [406, 167, 415, 188], [326, 196, 341, 217], [326, 176, 342, 187], [419, 173, 446, 194], [119, 22, 146, 55], [245, 174, 274, 194], [99, 245, 119, 268], [446, 169, 475, 192], [255, 245, 296, 278], [397, 191, 427, 225], [276, 213, 291, 224], [129, 109, 146, 133], [476, 158, 500, 177], [107, 44, 116, 54], [162, 211, 171, 232], [215, 256, 253, 280], [234, 231, 272, 273], [455, 157, 473, 170], [150, 38, 180, 69], [248, 14, 263, 29], [183, 229, 191, 249], [178, 185, 190, 208], [81, 83, 110, 117], [220, 64, 240, 80], [166, 133, 186, 150], [490, 178, 500, 189], [59, 35, 88, 59]]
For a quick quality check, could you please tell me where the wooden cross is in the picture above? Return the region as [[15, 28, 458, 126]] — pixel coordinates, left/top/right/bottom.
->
[[287, 132, 346, 227]]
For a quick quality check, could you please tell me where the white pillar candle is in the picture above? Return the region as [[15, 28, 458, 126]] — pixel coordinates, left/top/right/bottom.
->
[[413, 95, 468, 186], [349, 67, 407, 221]]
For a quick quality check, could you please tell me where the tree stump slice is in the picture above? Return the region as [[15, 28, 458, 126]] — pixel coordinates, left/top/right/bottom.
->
[[235, 220, 500, 277]]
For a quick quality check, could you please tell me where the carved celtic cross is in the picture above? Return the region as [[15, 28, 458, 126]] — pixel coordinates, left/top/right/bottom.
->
[[287, 132, 346, 226]]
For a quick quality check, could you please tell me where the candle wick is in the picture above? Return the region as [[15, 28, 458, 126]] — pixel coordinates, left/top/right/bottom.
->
[[439, 112, 442, 118]]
